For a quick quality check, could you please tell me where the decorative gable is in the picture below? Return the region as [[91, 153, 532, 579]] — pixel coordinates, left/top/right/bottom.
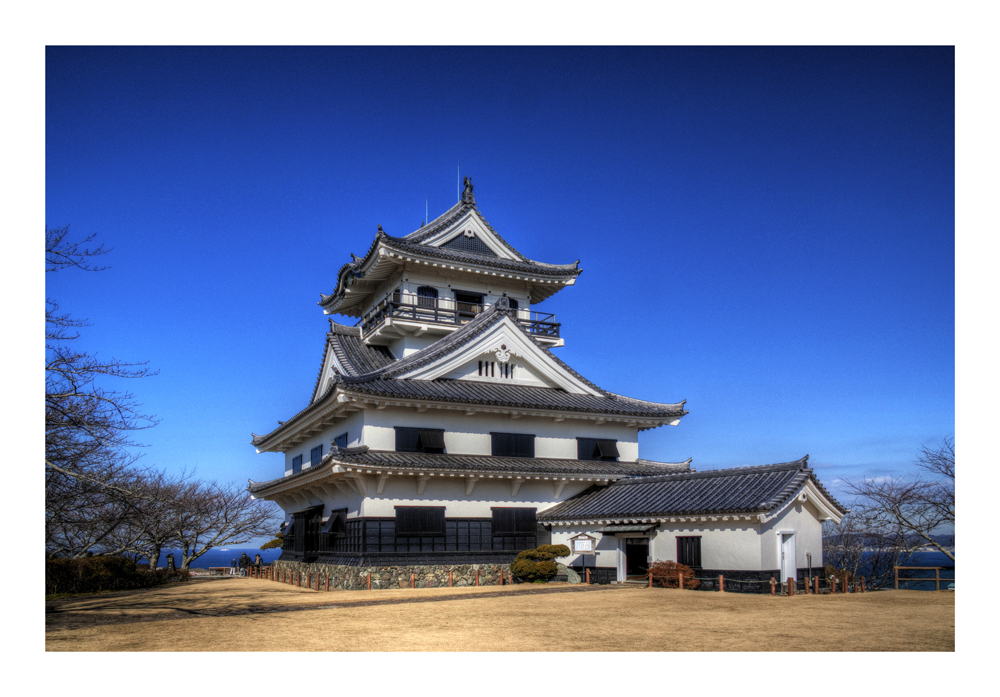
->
[[440, 231, 497, 257], [421, 210, 522, 261]]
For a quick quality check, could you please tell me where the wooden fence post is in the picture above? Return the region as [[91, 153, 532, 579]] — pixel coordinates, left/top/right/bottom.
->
[[648, 571, 652, 588], [814, 576, 819, 595], [860, 577, 866, 593], [842, 577, 848, 594], [449, 571, 453, 588], [935, 568, 940, 591], [894, 566, 899, 590], [326, 575, 330, 592], [476, 569, 479, 587], [411, 572, 415, 589], [718, 574, 724, 593], [307, 572, 310, 589], [787, 577, 795, 596], [678, 572, 684, 589], [585, 568, 590, 585], [770, 577, 776, 596], [367, 573, 372, 591]]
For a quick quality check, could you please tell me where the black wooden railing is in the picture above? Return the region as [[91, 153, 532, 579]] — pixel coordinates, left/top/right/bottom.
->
[[357, 292, 560, 339]]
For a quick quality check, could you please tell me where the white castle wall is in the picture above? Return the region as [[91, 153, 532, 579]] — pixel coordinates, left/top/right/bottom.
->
[[759, 498, 825, 570], [359, 406, 639, 461]]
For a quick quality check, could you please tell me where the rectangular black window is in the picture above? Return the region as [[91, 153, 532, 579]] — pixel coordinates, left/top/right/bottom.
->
[[577, 438, 620, 461], [395, 506, 446, 537], [394, 427, 446, 453], [677, 536, 702, 568], [491, 432, 535, 458], [491, 508, 537, 535], [291, 455, 302, 474], [310, 444, 323, 466], [334, 432, 348, 448]]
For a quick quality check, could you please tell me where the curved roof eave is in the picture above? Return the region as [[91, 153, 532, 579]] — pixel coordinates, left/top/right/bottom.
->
[[319, 230, 581, 315]]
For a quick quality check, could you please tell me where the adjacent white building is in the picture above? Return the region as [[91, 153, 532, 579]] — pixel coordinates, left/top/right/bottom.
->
[[248, 178, 846, 590]]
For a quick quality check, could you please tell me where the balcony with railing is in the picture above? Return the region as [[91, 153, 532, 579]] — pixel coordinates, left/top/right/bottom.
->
[[357, 292, 560, 342]]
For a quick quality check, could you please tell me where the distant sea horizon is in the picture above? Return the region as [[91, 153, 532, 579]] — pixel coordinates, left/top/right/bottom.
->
[[153, 547, 283, 569]]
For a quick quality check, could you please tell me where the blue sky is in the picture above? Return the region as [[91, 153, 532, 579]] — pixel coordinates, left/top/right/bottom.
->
[[44, 46, 954, 509]]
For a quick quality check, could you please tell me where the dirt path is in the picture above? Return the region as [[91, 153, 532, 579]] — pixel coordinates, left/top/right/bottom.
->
[[45, 578, 955, 652]]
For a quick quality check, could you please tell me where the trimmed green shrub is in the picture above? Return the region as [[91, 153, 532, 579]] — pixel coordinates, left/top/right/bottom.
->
[[510, 545, 570, 583]]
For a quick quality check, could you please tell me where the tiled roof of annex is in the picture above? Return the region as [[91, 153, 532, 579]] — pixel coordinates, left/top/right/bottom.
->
[[537, 457, 848, 521]]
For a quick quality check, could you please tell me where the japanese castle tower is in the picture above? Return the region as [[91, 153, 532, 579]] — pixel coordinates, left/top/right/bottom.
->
[[249, 178, 845, 590]]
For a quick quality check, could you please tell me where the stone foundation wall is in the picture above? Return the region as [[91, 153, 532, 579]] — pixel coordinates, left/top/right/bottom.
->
[[271, 560, 510, 590]]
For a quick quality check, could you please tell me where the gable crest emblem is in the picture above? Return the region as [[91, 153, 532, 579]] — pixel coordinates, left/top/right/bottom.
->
[[486, 341, 519, 364]]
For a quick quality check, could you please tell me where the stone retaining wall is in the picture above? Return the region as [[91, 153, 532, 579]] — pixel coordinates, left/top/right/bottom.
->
[[271, 561, 510, 590]]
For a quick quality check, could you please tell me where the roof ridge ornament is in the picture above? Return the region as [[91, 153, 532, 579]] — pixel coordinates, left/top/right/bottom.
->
[[461, 176, 475, 204]]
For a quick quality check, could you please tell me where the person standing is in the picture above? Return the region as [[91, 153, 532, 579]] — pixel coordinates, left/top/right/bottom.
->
[[254, 553, 263, 574], [238, 552, 251, 577], [230, 558, 237, 576]]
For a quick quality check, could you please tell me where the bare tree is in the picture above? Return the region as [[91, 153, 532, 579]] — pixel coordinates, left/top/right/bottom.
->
[[169, 481, 281, 570], [822, 513, 910, 589], [843, 436, 955, 562], [45, 226, 160, 558]]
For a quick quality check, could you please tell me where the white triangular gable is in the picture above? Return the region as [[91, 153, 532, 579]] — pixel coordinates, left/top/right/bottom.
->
[[420, 210, 520, 261], [312, 342, 346, 402], [397, 316, 602, 396]]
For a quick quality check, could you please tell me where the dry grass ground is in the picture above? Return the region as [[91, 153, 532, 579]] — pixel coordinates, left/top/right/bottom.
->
[[45, 577, 954, 652]]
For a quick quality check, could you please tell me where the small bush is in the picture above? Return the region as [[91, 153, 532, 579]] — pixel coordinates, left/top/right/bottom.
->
[[824, 564, 854, 585], [648, 561, 700, 589]]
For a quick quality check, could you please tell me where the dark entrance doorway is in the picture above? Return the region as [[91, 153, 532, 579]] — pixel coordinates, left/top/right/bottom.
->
[[625, 537, 649, 576]]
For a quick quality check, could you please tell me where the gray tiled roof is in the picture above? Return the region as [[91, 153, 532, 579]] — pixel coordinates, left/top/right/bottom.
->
[[537, 458, 848, 521], [252, 304, 687, 447], [247, 446, 693, 493], [320, 216, 580, 312]]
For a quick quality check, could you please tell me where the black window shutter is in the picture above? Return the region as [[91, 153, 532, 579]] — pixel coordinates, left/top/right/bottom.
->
[[492, 433, 534, 458], [491, 432, 512, 456], [596, 440, 620, 459], [492, 507, 537, 535], [395, 507, 445, 536], [418, 430, 446, 450], [395, 427, 420, 452], [677, 536, 702, 568]]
